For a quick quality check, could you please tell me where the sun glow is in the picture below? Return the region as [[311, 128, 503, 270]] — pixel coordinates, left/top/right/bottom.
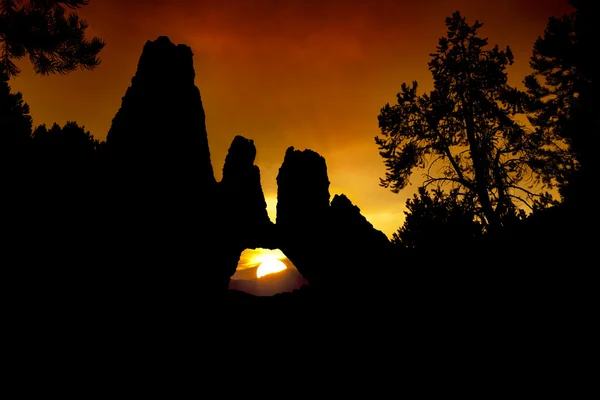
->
[[256, 258, 288, 278]]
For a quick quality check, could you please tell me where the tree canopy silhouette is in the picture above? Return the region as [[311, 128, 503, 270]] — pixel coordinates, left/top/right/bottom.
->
[[375, 11, 569, 232], [524, 0, 597, 202], [0, 77, 31, 148], [0, 0, 105, 79], [392, 187, 484, 250], [33, 120, 99, 151]]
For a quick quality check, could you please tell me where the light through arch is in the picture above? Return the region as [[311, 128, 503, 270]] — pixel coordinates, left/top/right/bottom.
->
[[229, 248, 308, 296]]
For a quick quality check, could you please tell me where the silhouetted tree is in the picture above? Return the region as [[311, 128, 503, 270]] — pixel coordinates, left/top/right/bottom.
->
[[524, 0, 597, 202], [28, 121, 102, 211], [376, 11, 566, 232], [392, 187, 483, 250], [18, 121, 106, 288], [0, 77, 31, 149], [30, 120, 102, 189], [32, 121, 99, 153], [0, 0, 105, 79]]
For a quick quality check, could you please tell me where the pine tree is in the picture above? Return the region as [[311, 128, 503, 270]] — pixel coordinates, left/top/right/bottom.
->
[[376, 12, 567, 232], [525, 0, 597, 202], [0, 0, 105, 79], [0, 77, 31, 148]]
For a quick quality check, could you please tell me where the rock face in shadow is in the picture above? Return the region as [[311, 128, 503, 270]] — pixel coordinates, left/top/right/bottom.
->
[[276, 146, 332, 288], [274, 148, 394, 292], [219, 135, 275, 281], [220, 136, 271, 229], [105, 35, 215, 185], [77, 36, 395, 302], [329, 194, 394, 288], [276, 147, 331, 227], [101, 36, 223, 300]]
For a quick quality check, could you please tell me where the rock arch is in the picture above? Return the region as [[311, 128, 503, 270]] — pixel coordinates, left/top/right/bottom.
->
[[103, 36, 394, 298]]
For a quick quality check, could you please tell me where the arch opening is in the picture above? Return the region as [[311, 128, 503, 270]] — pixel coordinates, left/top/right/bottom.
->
[[229, 248, 308, 296]]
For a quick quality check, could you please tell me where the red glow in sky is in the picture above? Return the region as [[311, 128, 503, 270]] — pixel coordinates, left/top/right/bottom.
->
[[10, 0, 573, 237]]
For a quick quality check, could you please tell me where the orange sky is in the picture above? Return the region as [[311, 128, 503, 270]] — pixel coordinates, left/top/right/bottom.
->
[[10, 0, 573, 238]]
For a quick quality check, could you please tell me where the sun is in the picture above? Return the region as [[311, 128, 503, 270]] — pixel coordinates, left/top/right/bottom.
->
[[256, 258, 287, 278]]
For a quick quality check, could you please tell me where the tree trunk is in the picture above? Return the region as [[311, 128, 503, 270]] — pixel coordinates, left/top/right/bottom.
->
[[460, 92, 501, 232]]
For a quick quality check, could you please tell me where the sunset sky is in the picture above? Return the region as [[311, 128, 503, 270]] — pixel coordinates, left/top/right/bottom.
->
[[10, 0, 573, 238]]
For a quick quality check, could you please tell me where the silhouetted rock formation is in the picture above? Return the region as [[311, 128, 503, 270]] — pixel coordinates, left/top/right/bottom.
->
[[273, 147, 397, 293], [220, 136, 271, 230], [330, 194, 389, 244], [329, 194, 393, 287], [101, 36, 225, 301], [219, 135, 275, 281], [105, 36, 215, 185], [276, 147, 331, 227], [8, 35, 406, 307], [276, 146, 333, 288]]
